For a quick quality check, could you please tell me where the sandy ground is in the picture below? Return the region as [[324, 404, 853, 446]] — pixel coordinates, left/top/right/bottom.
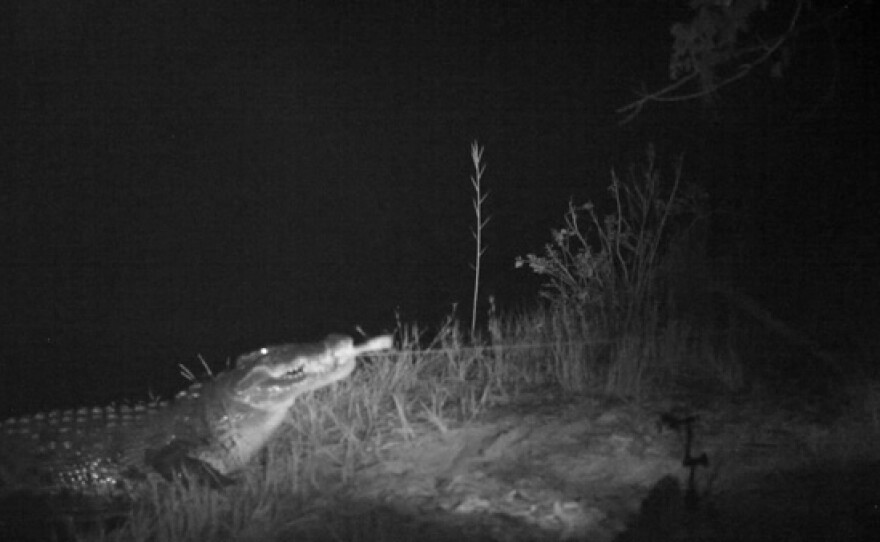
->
[[285, 387, 880, 541]]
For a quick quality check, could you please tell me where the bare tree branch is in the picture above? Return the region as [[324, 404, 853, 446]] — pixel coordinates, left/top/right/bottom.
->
[[617, 0, 804, 125]]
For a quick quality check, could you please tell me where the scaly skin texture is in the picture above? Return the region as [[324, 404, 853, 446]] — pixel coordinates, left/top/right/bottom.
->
[[0, 333, 393, 500]]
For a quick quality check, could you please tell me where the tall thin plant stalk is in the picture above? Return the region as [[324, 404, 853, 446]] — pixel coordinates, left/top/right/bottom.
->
[[469, 141, 490, 338]]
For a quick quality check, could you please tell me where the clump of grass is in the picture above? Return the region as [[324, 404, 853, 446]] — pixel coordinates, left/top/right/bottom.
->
[[514, 145, 743, 397], [515, 145, 697, 329]]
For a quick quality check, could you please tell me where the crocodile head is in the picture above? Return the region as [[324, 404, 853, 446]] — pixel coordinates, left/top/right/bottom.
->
[[172, 333, 393, 477], [232, 333, 360, 408]]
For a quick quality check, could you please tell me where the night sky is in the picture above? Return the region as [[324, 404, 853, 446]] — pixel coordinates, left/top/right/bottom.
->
[[2, 1, 876, 414]]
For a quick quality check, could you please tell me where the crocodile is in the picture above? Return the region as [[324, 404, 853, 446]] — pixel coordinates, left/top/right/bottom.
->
[[0, 333, 393, 529]]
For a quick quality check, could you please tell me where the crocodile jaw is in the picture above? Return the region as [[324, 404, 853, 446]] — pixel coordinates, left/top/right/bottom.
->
[[231, 335, 360, 410]]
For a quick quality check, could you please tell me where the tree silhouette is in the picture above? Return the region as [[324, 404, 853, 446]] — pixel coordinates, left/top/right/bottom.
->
[[617, 0, 854, 124]]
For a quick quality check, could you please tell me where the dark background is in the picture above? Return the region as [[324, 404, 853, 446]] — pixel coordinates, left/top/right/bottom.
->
[[2, 1, 876, 414]]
